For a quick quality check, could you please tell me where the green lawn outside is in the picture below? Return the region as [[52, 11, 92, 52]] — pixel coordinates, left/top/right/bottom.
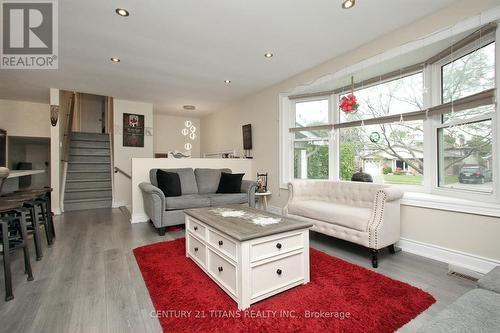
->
[[383, 174, 459, 185], [383, 174, 423, 185]]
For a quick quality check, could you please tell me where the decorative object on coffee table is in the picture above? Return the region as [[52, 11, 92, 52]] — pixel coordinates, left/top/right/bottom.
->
[[184, 205, 312, 310], [255, 191, 271, 211]]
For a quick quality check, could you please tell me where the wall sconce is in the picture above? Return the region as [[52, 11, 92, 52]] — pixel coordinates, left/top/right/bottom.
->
[[50, 105, 59, 126]]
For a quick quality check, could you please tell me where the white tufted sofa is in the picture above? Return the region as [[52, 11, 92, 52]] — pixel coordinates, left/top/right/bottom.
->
[[284, 180, 403, 268]]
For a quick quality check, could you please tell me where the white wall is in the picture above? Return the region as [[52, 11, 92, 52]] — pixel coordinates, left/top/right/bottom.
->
[[131, 158, 254, 223], [50, 88, 61, 214], [153, 114, 200, 157], [0, 99, 50, 137], [200, 0, 500, 264], [113, 99, 154, 209]]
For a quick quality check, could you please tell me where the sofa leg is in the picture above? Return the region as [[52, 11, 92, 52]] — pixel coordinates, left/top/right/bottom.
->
[[371, 249, 378, 268], [158, 227, 166, 236], [388, 244, 396, 254]]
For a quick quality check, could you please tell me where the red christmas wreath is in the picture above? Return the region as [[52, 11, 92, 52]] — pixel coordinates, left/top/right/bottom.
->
[[340, 94, 359, 113]]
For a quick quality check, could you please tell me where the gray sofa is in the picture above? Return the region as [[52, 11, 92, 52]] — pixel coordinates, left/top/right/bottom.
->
[[139, 168, 256, 235], [419, 266, 500, 332]]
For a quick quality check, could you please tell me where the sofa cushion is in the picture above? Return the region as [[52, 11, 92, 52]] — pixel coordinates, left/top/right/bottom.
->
[[165, 194, 210, 210], [205, 193, 248, 206], [156, 170, 181, 197], [195, 168, 231, 194], [287, 200, 371, 232], [151, 168, 198, 195], [217, 172, 245, 194], [478, 266, 500, 293], [417, 289, 500, 333]]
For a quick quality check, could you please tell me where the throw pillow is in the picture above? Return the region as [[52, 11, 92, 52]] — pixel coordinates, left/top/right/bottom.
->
[[216, 172, 244, 194], [156, 170, 182, 197]]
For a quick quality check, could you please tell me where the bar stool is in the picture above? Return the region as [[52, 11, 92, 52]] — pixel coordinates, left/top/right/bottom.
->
[[2, 193, 50, 261], [0, 200, 34, 301], [14, 187, 55, 239]]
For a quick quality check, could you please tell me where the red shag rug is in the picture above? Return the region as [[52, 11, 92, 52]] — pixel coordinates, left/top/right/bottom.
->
[[133, 238, 435, 333]]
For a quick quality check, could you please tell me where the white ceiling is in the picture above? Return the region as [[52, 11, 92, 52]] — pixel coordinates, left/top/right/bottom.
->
[[0, 0, 457, 115]]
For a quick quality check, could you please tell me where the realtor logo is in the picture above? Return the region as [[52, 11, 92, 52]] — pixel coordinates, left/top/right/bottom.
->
[[1, 0, 58, 69]]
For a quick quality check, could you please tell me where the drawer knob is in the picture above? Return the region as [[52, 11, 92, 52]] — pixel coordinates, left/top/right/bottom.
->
[[194, 247, 198, 252], [218, 240, 223, 246], [276, 269, 282, 275], [194, 226, 198, 231], [276, 243, 282, 249], [218, 266, 224, 272]]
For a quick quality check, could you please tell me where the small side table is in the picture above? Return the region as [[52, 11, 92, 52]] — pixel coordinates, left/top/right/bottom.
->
[[254, 191, 271, 210]]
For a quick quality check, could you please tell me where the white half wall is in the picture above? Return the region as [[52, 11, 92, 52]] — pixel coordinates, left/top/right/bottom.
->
[[131, 158, 254, 223], [113, 99, 154, 209]]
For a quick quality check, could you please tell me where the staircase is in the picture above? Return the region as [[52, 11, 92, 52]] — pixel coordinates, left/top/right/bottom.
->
[[64, 132, 112, 211]]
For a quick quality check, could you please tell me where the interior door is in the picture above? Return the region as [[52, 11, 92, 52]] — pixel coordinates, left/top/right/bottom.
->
[[80, 94, 105, 133]]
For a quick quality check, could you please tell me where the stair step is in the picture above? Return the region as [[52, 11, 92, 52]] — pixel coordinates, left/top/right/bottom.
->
[[66, 171, 111, 180], [65, 180, 112, 190], [70, 140, 110, 149], [65, 189, 112, 200], [70, 148, 110, 156], [70, 155, 110, 163], [68, 163, 111, 171], [70, 132, 110, 142], [64, 198, 112, 211], [65, 187, 112, 193], [66, 178, 112, 183]]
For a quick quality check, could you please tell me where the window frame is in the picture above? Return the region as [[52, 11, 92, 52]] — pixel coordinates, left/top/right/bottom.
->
[[280, 26, 499, 207], [289, 95, 337, 181], [429, 33, 498, 202]]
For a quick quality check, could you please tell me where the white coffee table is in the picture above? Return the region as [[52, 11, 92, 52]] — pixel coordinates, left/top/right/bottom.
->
[[184, 205, 312, 310]]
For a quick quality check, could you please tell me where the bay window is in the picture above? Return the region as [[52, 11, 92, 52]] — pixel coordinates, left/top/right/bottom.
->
[[282, 22, 498, 207]]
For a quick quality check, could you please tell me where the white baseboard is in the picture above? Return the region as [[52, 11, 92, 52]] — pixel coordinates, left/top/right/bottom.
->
[[112, 200, 125, 208], [397, 238, 500, 276], [131, 212, 149, 224], [53, 208, 62, 216]]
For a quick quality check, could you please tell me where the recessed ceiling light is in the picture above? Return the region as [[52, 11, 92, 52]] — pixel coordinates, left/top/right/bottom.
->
[[342, 0, 355, 9], [110, 57, 121, 63], [183, 105, 196, 111], [224, 80, 231, 84], [264, 52, 274, 58], [115, 8, 129, 17]]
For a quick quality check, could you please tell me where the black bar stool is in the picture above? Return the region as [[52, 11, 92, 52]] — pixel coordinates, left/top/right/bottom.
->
[[2, 193, 51, 261], [14, 188, 55, 239], [0, 200, 34, 301]]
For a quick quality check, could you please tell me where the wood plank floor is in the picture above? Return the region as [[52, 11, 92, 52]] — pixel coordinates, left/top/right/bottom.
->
[[0, 208, 475, 333]]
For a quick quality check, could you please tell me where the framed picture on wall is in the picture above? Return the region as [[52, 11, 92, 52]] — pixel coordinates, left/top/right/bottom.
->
[[123, 113, 145, 147]]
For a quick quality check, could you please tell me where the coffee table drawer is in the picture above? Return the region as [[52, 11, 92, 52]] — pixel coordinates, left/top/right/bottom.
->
[[251, 252, 304, 299], [187, 217, 206, 240], [188, 233, 207, 267], [250, 233, 303, 262], [208, 230, 236, 260], [208, 249, 237, 296]]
